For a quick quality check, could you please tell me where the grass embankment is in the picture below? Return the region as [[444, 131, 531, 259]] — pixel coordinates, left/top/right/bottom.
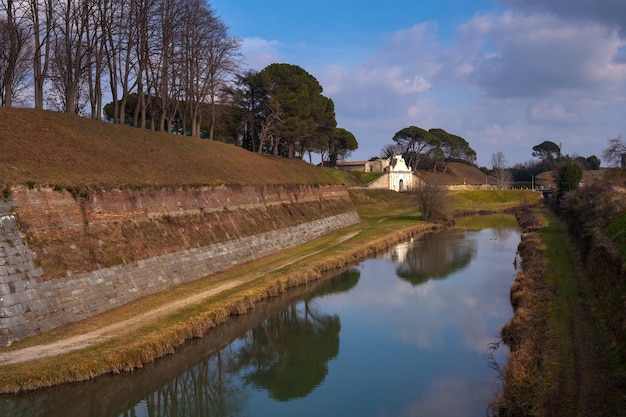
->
[[0, 107, 359, 188], [451, 189, 539, 212], [0, 189, 536, 393], [495, 207, 626, 416]]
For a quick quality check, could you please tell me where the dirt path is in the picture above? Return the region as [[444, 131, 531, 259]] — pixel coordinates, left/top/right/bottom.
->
[[0, 231, 359, 367]]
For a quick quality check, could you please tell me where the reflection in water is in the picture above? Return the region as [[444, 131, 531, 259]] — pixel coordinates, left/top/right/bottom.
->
[[236, 270, 357, 402], [122, 349, 248, 417], [1, 227, 519, 417], [389, 230, 476, 285]]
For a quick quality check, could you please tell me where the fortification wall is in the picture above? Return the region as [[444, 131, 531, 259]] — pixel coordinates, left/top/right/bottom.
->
[[0, 185, 360, 346]]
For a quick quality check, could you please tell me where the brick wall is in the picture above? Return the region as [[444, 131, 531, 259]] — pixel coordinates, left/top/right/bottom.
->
[[0, 185, 360, 346]]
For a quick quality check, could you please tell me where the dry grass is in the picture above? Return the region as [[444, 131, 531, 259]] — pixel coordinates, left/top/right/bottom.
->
[[417, 162, 494, 185], [0, 108, 358, 188], [493, 207, 626, 417]]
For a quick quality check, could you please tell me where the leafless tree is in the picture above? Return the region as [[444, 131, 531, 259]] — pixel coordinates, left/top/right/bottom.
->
[[178, 0, 215, 137], [204, 16, 241, 140], [491, 151, 512, 190], [601, 137, 626, 167], [414, 181, 451, 222], [0, 0, 32, 107], [152, 0, 179, 133], [84, 0, 108, 119], [258, 100, 284, 155], [380, 143, 403, 159], [1, 0, 240, 130], [48, 0, 97, 113], [25, 0, 54, 109], [108, 0, 139, 124]]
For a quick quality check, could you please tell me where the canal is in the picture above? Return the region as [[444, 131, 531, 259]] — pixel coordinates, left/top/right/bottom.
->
[[1, 223, 520, 417]]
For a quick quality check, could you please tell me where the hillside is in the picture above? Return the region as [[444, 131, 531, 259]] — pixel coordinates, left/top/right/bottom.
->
[[416, 162, 494, 186], [0, 108, 358, 188]]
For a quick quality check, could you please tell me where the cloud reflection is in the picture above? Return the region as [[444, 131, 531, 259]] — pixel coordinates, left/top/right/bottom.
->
[[316, 229, 518, 353]]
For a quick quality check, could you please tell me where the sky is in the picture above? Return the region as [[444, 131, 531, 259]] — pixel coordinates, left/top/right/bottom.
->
[[210, 0, 626, 167]]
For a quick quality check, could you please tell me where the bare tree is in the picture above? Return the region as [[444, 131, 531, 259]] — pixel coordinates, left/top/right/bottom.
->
[[491, 151, 513, 190], [204, 14, 240, 140], [414, 181, 451, 222], [84, 0, 108, 119], [153, 0, 180, 133], [23, 0, 54, 109], [2, 0, 239, 131], [48, 0, 97, 114], [178, 0, 217, 137], [380, 143, 403, 159], [258, 100, 283, 155], [0, 0, 32, 107], [601, 137, 626, 167], [110, 0, 139, 124]]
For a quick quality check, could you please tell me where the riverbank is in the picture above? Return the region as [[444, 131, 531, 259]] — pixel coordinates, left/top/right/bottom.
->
[[0, 189, 539, 394], [0, 190, 441, 393], [494, 206, 626, 417]]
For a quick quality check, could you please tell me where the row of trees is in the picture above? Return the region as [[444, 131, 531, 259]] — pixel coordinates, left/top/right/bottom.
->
[[102, 63, 358, 162], [0, 0, 240, 138], [381, 126, 477, 172], [507, 140, 602, 184]]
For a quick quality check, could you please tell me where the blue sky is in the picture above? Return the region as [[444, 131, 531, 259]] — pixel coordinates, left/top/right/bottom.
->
[[211, 0, 626, 167]]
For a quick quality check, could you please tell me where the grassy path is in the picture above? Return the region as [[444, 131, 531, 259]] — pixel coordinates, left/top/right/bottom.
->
[[539, 209, 623, 417], [499, 207, 625, 416], [0, 231, 359, 367]]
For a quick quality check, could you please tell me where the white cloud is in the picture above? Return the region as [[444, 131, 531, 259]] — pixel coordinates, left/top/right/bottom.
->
[[526, 102, 580, 124], [239, 5, 626, 166], [460, 11, 626, 98], [500, 0, 626, 37], [240, 37, 283, 70]]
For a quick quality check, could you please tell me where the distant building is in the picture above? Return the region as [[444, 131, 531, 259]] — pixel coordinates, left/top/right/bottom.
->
[[335, 158, 388, 173], [337, 155, 421, 192]]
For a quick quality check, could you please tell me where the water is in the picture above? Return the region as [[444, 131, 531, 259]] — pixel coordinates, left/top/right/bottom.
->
[[1, 226, 520, 417]]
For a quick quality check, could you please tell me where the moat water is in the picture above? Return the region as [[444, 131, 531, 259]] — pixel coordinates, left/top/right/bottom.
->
[[1, 225, 520, 417]]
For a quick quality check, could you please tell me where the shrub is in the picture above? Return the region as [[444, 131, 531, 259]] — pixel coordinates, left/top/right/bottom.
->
[[413, 182, 451, 222], [552, 162, 583, 212], [1, 185, 11, 200]]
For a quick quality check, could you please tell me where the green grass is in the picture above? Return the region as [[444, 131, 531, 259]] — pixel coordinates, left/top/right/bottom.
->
[[351, 171, 384, 185], [535, 208, 622, 416], [451, 189, 540, 210]]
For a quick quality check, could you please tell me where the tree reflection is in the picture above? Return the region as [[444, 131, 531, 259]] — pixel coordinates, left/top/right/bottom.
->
[[393, 231, 476, 286], [308, 268, 360, 299], [125, 346, 247, 417], [232, 270, 358, 402]]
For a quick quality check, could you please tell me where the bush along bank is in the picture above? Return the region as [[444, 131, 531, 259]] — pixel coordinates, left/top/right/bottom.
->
[[493, 186, 626, 416]]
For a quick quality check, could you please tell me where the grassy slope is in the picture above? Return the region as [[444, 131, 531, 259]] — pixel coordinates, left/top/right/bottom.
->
[[0, 108, 504, 189], [0, 108, 358, 188], [418, 161, 494, 185]]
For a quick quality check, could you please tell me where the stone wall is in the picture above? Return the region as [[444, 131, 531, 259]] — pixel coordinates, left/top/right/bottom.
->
[[0, 185, 360, 346]]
